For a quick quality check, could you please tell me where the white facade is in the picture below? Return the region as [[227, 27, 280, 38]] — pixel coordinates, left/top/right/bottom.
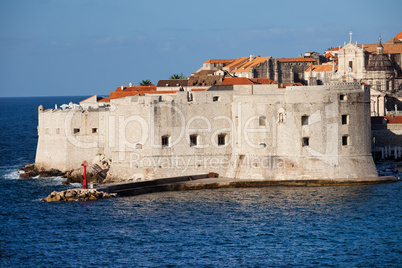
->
[[35, 82, 378, 182]]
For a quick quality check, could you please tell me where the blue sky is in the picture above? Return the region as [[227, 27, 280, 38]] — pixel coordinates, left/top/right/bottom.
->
[[0, 0, 401, 97]]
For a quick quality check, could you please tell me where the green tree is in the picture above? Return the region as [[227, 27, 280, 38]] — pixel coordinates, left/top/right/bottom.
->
[[170, 73, 187, 79], [139, 79, 152, 86]]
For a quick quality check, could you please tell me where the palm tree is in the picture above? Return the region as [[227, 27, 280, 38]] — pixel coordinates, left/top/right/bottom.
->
[[139, 79, 152, 86], [170, 73, 187, 79]]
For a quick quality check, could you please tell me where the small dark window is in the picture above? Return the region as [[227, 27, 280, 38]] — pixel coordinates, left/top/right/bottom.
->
[[279, 113, 284, 123], [342, 115, 348, 125], [218, 134, 226, 146], [73, 128, 80, 134], [302, 115, 309, 126], [190, 135, 197, 147], [349, 61, 353, 68], [259, 116, 266, 126], [213, 96, 220, 102], [92, 128, 98, 133], [302, 137, 309, 147], [136, 143, 142, 149], [340, 94, 345, 101], [161, 136, 169, 147], [342, 136, 348, 146]]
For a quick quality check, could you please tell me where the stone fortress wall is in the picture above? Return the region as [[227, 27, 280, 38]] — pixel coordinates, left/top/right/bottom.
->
[[35, 82, 378, 182]]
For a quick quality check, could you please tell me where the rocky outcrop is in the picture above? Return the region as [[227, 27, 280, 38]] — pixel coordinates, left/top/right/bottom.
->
[[64, 164, 109, 184], [41, 189, 117, 202], [19, 163, 109, 184], [19, 164, 64, 179]]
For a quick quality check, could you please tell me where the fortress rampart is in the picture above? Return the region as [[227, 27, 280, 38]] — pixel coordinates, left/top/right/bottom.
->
[[35, 82, 378, 182]]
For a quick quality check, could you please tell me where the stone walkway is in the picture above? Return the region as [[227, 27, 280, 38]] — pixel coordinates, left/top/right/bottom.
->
[[95, 176, 398, 197]]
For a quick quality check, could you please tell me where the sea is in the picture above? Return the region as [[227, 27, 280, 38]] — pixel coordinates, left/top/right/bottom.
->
[[0, 96, 401, 267]]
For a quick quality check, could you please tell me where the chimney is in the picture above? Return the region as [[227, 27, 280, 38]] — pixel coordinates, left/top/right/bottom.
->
[[250, 54, 254, 62], [121, 86, 124, 90]]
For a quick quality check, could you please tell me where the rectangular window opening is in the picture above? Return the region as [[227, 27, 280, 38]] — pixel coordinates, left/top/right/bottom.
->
[[218, 134, 226, 146], [340, 94, 346, 101], [342, 115, 349, 125], [190, 135, 198, 147], [73, 128, 80, 134], [342, 136, 348, 146], [302, 115, 309, 126], [161, 136, 170, 147], [213, 96, 220, 102], [302, 137, 309, 147], [92, 128, 98, 133]]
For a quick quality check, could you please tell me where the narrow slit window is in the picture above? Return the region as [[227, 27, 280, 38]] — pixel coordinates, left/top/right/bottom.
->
[[302, 137, 309, 147], [218, 134, 226, 146], [302, 115, 309, 126], [190, 135, 197, 147], [342, 136, 348, 146], [161, 136, 170, 147], [342, 115, 349, 125]]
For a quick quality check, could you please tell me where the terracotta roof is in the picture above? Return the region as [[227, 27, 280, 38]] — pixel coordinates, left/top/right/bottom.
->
[[157, 79, 188, 87], [204, 59, 235, 64], [360, 43, 402, 54], [191, 88, 208, 91], [279, 82, 303, 88], [116, 85, 157, 92], [193, 70, 216, 76], [188, 74, 224, 86], [276, 58, 317, 63], [371, 116, 402, 124], [98, 97, 111, 103], [385, 116, 402, 124], [221, 77, 277, 85], [394, 32, 402, 40], [145, 91, 178, 95], [326, 47, 341, 52], [385, 37, 402, 44], [231, 56, 272, 73], [224, 57, 250, 71], [305, 65, 335, 72]]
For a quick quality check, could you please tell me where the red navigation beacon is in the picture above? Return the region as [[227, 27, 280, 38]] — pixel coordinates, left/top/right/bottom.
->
[[81, 160, 88, 189]]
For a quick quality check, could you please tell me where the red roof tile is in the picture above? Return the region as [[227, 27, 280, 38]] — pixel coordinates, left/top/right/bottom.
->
[[394, 32, 402, 40], [231, 56, 272, 73], [305, 65, 335, 72], [327, 47, 341, 52], [221, 77, 277, 85], [276, 58, 316, 63], [204, 59, 235, 64], [372, 116, 402, 124], [279, 82, 303, 88], [359, 43, 402, 54]]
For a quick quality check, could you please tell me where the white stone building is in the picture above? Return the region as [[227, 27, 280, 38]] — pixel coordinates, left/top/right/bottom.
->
[[35, 82, 378, 182]]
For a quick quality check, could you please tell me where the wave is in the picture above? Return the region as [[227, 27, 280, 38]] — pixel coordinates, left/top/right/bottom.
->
[[1, 170, 22, 180]]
